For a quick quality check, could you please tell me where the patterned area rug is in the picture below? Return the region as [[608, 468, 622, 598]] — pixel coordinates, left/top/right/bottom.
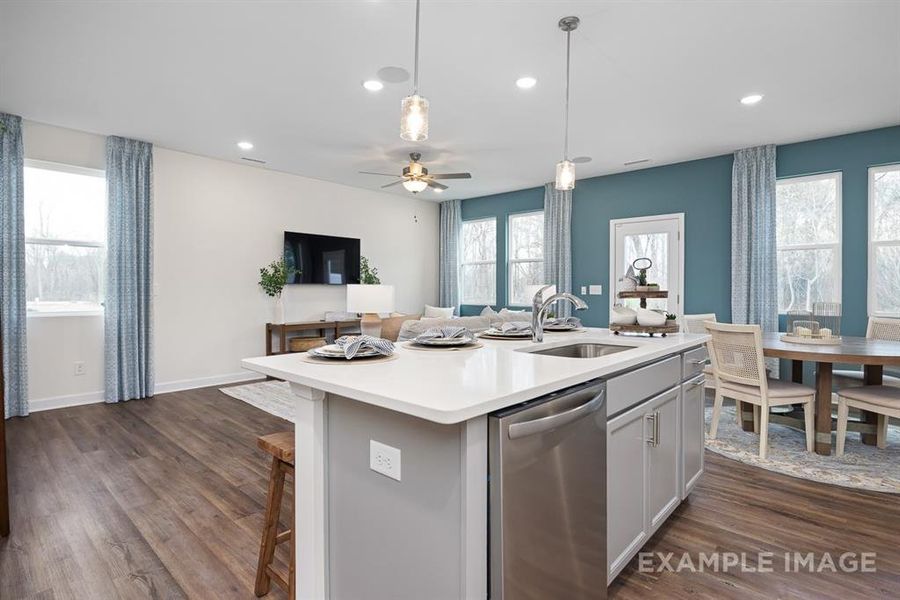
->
[[706, 405, 900, 494], [220, 380, 295, 423]]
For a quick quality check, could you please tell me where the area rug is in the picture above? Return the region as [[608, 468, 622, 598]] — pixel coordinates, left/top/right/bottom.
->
[[705, 405, 900, 494], [220, 380, 295, 423]]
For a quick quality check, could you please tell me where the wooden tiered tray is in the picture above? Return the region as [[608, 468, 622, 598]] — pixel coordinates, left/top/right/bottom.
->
[[613, 289, 677, 336]]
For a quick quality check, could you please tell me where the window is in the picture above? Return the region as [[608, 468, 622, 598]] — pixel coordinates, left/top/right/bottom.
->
[[869, 164, 900, 316], [507, 211, 544, 305], [775, 172, 842, 313], [460, 218, 496, 304], [610, 214, 683, 314], [24, 161, 106, 314]]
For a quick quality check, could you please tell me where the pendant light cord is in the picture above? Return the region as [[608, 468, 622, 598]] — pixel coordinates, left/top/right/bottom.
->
[[413, 0, 421, 94], [564, 29, 571, 160]]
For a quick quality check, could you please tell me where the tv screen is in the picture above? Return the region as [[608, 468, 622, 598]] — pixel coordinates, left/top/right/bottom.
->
[[283, 231, 361, 285]]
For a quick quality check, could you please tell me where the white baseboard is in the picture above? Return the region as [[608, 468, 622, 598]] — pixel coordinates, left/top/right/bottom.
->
[[28, 370, 266, 413], [29, 390, 107, 413]]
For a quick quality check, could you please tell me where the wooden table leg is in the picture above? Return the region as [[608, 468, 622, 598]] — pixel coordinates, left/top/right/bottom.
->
[[279, 324, 287, 354], [266, 324, 273, 356], [792, 360, 804, 384], [739, 401, 755, 432], [814, 362, 833, 455], [861, 365, 883, 446]]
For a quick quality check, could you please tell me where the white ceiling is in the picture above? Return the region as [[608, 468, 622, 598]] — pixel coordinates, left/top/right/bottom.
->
[[2, 1, 899, 200]]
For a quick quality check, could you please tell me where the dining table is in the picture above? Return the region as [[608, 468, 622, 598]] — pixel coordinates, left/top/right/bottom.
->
[[740, 333, 900, 455]]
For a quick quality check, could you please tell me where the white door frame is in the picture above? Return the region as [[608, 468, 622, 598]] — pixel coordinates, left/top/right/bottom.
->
[[609, 213, 685, 316]]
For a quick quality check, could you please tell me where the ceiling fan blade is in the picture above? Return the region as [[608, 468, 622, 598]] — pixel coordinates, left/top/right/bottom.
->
[[381, 179, 405, 189], [427, 180, 449, 190], [360, 171, 401, 177], [429, 173, 472, 180]]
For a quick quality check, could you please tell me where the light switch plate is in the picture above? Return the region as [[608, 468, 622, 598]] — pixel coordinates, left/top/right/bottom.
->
[[580, 286, 587, 295], [589, 285, 603, 295], [370, 440, 401, 481]]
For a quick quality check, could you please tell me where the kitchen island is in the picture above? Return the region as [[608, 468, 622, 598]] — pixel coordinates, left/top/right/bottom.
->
[[242, 328, 709, 600]]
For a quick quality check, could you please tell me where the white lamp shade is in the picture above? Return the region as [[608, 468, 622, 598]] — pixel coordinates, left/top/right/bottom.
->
[[347, 284, 395, 314], [402, 179, 428, 193], [524, 284, 557, 304]]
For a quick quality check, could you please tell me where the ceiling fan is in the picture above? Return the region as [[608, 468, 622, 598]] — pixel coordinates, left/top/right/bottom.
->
[[360, 152, 472, 193]]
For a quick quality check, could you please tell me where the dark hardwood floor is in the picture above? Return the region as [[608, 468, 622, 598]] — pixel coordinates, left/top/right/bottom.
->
[[1, 387, 898, 599]]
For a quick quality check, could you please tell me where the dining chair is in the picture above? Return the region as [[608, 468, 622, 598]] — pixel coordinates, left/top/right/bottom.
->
[[683, 313, 717, 389], [833, 317, 900, 388], [836, 385, 900, 456], [706, 322, 816, 459]]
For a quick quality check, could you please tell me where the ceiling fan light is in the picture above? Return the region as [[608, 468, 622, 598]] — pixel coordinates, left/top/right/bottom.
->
[[400, 94, 429, 141], [555, 160, 576, 191], [402, 178, 429, 193]]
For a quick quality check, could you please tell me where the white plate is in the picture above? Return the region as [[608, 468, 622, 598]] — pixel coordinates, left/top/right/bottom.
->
[[309, 344, 381, 359], [414, 336, 474, 346], [481, 328, 532, 339], [543, 324, 580, 331]]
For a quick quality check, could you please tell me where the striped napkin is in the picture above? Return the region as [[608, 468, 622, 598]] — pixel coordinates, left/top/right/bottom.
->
[[543, 316, 582, 328], [499, 321, 533, 333], [415, 327, 474, 342], [334, 335, 395, 359]]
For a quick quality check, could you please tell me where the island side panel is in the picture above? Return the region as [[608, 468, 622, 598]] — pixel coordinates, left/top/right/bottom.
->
[[326, 394, 468, 599], [290, 383, 329, 600]]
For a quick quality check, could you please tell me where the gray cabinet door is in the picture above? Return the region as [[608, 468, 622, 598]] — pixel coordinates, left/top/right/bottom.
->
[[681, 375, 706, 497], [606, 401, 648, 583], [646, 387, 681, 532]]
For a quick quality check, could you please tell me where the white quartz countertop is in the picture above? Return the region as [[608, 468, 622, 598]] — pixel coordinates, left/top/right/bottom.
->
[[241, 328, 710, 424]]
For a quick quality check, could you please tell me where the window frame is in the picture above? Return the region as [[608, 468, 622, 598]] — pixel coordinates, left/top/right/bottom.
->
[[24, 159, 107, 317], [868, 163, 900, 317], [459, 216, 497, 305], [506, 209, 545, 307], [775, 171, 843, 314]]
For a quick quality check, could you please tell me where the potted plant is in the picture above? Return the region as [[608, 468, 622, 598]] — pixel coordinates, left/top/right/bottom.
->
[[259, 258, 293, 324], [665, 313, 677, 327], [360, 256, 381, 284]]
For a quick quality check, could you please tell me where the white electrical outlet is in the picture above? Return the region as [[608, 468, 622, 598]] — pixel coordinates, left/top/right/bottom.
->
[[589, 285, 603, 295], [580, 286, 587, 295], [370, 440, 401, 481], [74, 361, 86, 376]]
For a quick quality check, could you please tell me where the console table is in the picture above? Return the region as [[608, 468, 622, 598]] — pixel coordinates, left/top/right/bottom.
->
[[265, 320, 361, 356]]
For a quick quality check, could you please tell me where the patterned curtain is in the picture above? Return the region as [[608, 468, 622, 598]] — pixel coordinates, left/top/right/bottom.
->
[[731, 145, 778, 354], [0, 113, 28, 418], [438, 199, 461, 311], [105, 136, 154, 402], [543, 183, 573, 317]]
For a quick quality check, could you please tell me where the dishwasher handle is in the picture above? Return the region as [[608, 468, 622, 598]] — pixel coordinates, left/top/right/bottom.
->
[[508, 390, 605, 440]]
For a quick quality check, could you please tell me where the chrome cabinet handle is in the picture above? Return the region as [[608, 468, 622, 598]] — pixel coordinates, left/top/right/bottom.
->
[[687, 358, 709, 365], [645, 411, 660, 447]]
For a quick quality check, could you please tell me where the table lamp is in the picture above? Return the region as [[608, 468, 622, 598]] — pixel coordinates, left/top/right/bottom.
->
[[347, 284, 395, 338]]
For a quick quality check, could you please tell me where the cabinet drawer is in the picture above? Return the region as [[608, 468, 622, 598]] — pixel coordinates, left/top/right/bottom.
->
[[682, 346, 709, 381], [607, 356, 681, 417]]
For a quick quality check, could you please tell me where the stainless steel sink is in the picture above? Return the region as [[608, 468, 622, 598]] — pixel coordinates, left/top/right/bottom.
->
[[530, 343, 633, 358]]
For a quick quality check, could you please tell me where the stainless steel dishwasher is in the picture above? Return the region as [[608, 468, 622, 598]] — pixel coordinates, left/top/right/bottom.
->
[[489, 379, 607, 600]]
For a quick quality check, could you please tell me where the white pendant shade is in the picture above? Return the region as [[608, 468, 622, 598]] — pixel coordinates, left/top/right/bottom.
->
[[401, 178, 428, 193], [347, 284, 395, 314], [400, 94, 429, 141], [555, 160, 576, 191]]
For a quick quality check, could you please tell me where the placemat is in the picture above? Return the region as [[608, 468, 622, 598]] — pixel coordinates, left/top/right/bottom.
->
[[301, 353, 399, 365]]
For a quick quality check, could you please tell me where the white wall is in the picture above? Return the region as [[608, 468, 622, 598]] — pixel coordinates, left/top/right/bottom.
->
[[23, 120, 440, 410]]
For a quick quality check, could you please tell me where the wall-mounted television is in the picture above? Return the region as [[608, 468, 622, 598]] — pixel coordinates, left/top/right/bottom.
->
[[283, 231, 361, 285]]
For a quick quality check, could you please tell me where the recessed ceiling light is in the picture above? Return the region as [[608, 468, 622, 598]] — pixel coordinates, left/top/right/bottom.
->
[[237, 141, 254, 150], [516, 76, 537, 89], [363, 79, 384, 92], [740, 94, 764, 105]]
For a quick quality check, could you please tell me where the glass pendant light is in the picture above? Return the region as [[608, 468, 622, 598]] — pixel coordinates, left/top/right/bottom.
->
[[400, 0, 429, 141], [555, 16, 579, 191], [401, 179, 429, 193]]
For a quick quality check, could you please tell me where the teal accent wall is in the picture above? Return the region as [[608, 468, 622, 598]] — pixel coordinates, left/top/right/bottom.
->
[[460, 126, 900, 331]]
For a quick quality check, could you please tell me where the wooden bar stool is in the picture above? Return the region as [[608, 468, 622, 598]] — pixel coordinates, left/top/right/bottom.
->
[[255, 432, 295, 599]]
